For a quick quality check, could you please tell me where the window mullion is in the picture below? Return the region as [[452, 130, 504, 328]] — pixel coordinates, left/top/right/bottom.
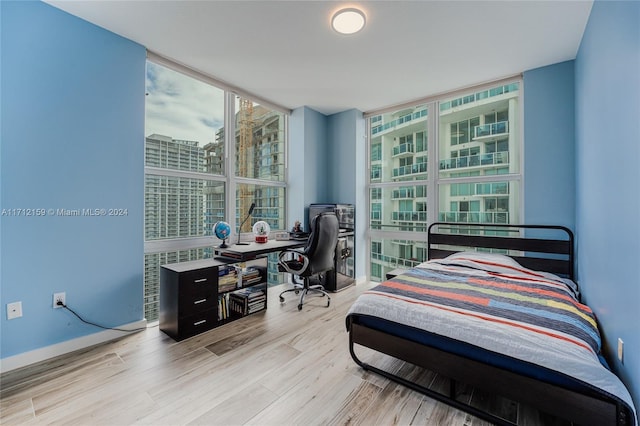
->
[[226, 91, 237, 234], [427, 100, 439, 228]]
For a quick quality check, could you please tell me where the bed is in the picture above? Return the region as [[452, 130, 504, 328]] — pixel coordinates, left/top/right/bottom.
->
[[346, 223, 636, 426]]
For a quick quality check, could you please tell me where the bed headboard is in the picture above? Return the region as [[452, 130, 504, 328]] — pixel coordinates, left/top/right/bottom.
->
[[427, 222, 575, 281]]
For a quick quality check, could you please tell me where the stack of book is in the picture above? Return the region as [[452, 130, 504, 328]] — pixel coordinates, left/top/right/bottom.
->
[[241, 267, 262, 286], [218, 266, 239, 293], [229, 286, 266, 316]]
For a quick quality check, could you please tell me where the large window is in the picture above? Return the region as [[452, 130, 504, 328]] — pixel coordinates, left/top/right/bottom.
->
[[367, 81, 521, 281], [144, 60, 288, 322], [368, 105, 430, 279]]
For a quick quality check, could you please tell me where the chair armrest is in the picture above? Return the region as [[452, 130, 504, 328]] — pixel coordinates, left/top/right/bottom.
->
[[278, 250, 309, 275]]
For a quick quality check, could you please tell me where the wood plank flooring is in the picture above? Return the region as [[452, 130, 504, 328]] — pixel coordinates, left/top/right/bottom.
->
[[0, 281, 571, 425]]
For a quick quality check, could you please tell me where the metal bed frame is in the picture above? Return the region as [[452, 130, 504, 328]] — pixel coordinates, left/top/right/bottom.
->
[[347, 223, 633, 426]]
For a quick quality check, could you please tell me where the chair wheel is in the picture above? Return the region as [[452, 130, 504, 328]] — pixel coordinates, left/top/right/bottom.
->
[[297, 304, 303, 311], [279, 296, 284, 303], [326, 299, 331, 307]]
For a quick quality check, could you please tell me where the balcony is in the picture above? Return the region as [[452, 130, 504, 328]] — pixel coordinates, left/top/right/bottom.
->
[[438, 211, 509, 224], [371, 252, 421, 269], [392, 162, 427, 179], [475, 182, 509, 196], [392, 143, 414, 158], [474, 121, 508, 140], [371, 108, 428, 135], [439, 151, 509, 170], [392, 188, 415, 199], [392, 211, 427, 222]]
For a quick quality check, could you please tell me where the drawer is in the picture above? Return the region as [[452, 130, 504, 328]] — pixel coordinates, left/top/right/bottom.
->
[[178, 292, 217, 314], [180, 268, 217, 297], [179, 311, 216, 337]]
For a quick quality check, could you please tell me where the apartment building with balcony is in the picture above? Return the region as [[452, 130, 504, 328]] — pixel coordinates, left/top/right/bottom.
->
[[438, 83, 520, 225], [369, 83, 521, 280]]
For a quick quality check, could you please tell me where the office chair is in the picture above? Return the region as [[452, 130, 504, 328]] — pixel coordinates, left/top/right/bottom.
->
[[278, 212, 339, 311]]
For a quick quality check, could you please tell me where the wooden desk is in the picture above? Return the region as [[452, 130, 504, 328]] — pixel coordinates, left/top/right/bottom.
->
[[214, 239, 306, 261]]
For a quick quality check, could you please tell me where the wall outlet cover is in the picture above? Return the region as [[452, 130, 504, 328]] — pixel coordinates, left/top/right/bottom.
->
[[7, 301, 23, 320]]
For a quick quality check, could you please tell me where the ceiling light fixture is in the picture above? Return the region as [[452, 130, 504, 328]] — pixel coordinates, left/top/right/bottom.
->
[[331, 7, 366, 35]]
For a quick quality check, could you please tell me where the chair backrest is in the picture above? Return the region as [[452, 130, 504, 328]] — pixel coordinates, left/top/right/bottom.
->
[[301, 212, 339, 277]]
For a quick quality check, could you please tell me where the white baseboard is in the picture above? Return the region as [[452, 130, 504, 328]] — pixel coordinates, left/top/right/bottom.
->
[[0, 319, 147, 374]]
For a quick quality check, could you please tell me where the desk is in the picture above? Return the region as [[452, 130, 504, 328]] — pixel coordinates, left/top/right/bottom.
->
[[214, 239, 306, 261]]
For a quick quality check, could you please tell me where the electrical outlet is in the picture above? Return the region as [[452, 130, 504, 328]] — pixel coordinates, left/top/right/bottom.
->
[[617, 338, 624, 363], [7, 301, 23, 320], [53, 292, 66, 308]]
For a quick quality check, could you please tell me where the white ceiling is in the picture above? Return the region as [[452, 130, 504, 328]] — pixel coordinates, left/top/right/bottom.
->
[[45, 0, 593, 115]]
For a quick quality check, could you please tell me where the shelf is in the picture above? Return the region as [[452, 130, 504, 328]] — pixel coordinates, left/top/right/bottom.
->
[[160, 257, 268, 341]]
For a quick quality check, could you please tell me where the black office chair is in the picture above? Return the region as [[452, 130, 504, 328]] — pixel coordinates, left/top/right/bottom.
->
[[278, 212, 339, 311]]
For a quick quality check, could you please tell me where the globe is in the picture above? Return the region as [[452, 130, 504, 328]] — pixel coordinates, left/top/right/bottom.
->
[[213, 221, 231, 248]]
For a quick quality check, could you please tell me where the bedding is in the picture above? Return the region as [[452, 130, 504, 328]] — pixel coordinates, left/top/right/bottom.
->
[[346, 252, 636, 424]]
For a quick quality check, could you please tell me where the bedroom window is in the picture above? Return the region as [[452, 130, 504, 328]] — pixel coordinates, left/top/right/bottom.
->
[[367, 103, 429, 280], [367, 79, 521, 281], [233, 96, 287, 238], [144, 59, 289, 322]]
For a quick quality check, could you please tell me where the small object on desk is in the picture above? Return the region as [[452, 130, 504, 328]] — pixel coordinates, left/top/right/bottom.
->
[[252, 221, 270, 243], [236, 202, 256, 246], [213, 221, 231, 248], [291, 220, 303, 233], [274, 231, 290, 241], [289, 232, 309, 241]]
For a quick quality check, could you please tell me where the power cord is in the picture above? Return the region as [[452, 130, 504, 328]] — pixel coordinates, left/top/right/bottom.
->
[[56, 301, 148, 332]]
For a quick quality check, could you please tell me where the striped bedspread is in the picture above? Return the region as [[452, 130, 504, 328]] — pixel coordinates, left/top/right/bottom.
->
[[346, 252, 636, 423]]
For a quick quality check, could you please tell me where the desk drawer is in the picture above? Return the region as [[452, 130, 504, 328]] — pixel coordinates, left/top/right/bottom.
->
[[180, 268, 217, 297], [179, 311, 216, 337], [178, 292, 217, 314]]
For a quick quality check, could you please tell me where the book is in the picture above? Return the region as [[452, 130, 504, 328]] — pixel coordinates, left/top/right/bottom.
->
[[228, 288, 266, 315], [218, 294, 229, 320]]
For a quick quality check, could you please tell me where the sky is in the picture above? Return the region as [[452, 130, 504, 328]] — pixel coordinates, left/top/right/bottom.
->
[[145, 61, 225, 146]]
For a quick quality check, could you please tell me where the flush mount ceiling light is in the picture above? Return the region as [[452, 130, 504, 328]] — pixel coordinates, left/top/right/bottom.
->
[[331, 7, 366, 35]]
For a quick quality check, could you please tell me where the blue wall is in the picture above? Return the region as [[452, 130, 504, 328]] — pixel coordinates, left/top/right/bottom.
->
[[523, 61, 576, 231], [1, 2, 146, 359], [327, 109, 359, 204], [575, 0, 640, 409], [288, 106, 329, 228]]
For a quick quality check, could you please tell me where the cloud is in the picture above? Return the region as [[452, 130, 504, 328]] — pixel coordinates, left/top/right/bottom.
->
[[145, 62, 225, 146]]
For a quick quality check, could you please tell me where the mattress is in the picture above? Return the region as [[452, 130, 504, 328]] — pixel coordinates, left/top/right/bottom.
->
[[346, 251, 636, 424]]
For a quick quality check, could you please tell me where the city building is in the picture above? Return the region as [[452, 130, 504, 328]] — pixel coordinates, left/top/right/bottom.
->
[[369, 83, 521, 280]]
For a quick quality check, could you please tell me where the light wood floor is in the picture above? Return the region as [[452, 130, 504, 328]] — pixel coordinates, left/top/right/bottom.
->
[[1, 281, 570, 426]]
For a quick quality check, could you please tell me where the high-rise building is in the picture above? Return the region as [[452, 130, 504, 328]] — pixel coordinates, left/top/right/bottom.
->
[[204, 128, 226, 238], [144, 134, 211, 321], [143, 103, 288, 320], [369, 83, 521, 280], [234, 104, 287, 284]]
